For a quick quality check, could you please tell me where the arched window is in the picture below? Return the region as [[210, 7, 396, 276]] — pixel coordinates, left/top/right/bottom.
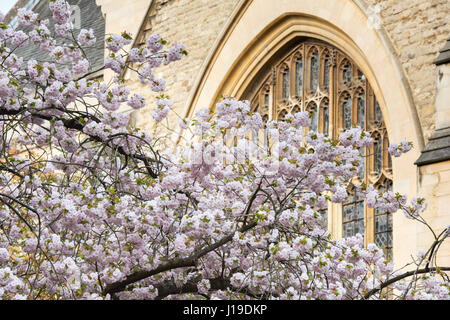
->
[[341, 94, 352, 130], [296, 56, 303, 97], [308, 102, 318, 132], [310, 48, 319, 93], [374, 97, 382, 123], [342, 61, 352, 86], [320, 99, 329, 136], [358, 147, 365, 181], [323, 53, 331, 91], [246, 39, 392, 254], [343, 193, 365, 240], [357, 89, 365, 129], [372, 134, 383, 175], [374, 180, 393, 259], [282, 67, 290, 100]]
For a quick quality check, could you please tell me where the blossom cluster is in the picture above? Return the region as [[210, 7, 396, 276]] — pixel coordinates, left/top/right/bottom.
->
[[0, 1, 447, 301]]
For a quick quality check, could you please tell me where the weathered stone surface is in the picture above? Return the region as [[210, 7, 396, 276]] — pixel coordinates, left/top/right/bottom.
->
[[366, 0, 450, 141], [124, 0, 239, 135]]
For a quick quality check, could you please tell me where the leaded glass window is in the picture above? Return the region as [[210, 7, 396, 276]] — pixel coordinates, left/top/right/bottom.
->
[[245, 39, 392, 254], [309, 102, 318, 132], [310, 49, 319, 93], [343, 194, 365, 239], [322, 100, 329, 136], [296, 57, 303, 97], [342, 95, 352, 130], [282, 68, 290, 100], [343, 62, 352, 85], [358, 147, 365, 181], [324, 54, 330, 91], [384, 136, 392, 171], [374, 181, 393, 259], [374, 97, 382, 123], [357, 90, 365, 129], [374, 137, 382, 174]]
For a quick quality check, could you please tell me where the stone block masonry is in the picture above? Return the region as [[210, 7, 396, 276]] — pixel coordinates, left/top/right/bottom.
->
[[366, 0, 450, 142]]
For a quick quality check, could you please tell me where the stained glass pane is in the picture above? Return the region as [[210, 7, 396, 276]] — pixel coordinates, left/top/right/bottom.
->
[[374, 98, 382, 122], [387, 232, 393, 247], [375, 215, 387, 233], [343, 205, 353, 222], [311, 51, 319, 93], [386, 139, 392, 170], [344, 223, 353, 238], [356, 219, 364, 236], [343, 63, 352, 85], [309, 103, 318, 132], [282, 68, 290, 99], [357, 201, 364, 219], [323, 103, 329, 136], [358, 147, 365, 180], [343, 97, 352, 130], [357, 91, 365, 129], [387, 213, 393, 231], [374, 180, 393, 255], [296, 57, 303, 97], [374, 139, 382, 173], [324, 56, 330, 90], [375, 233, 386, 248]]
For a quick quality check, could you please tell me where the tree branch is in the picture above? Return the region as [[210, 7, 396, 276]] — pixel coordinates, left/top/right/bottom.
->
[[103, 221, 258, 296], [363, 266, 450, 300]]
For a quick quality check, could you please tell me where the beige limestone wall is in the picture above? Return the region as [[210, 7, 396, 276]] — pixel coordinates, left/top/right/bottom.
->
[[365, 0, 450, 141], [122, 0, 239, 140], [435, 64, 450, 129], [418, 160, 450, 267], [96, 0, 153, 83]]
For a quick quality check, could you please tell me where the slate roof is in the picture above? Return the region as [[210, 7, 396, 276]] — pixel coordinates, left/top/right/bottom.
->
[[435, 37, 450, 66], [6, 0, 105, 73], [415, 37, 450, 167], [415, 126, 450, 166]]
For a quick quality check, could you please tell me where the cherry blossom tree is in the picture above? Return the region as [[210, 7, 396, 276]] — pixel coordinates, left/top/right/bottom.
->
[[0, 0, 448, 300]]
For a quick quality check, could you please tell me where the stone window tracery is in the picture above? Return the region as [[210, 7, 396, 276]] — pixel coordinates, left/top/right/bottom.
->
[[247, 39, 393, 255]]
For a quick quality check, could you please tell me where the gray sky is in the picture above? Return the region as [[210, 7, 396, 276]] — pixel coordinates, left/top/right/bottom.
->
[[0, 0, 18, 15]]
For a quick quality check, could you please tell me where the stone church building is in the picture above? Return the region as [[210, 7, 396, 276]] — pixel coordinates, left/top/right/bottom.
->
[[5, 0, 450, 271]]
